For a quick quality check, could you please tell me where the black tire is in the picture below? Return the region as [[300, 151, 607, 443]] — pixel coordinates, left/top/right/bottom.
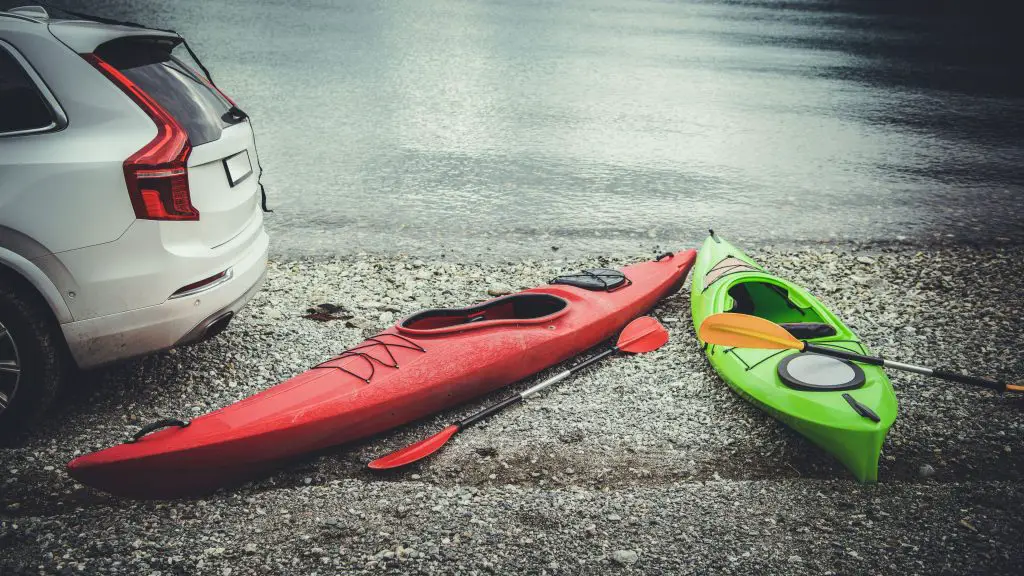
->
[[0, 276, 68, 439]]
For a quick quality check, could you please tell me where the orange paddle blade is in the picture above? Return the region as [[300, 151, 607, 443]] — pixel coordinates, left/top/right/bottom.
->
[[616, 316, 670, 354], [698, 313, 804, 350], [368, 424, 459, 470]]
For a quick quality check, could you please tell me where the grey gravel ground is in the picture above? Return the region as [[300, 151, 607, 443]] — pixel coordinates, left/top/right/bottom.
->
[[2, 243, 1023, 575]]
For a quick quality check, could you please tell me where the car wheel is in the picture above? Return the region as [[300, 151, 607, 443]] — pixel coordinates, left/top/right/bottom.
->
[[0, 278, 68, 438]]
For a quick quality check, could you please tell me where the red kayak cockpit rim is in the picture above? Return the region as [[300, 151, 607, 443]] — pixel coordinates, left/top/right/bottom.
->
[[396, 293, 570, 335]]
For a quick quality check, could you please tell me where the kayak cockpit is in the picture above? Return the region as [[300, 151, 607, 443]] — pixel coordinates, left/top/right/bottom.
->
[[727, 280, 826, 325], [726, 278, 838, 339], [397, 293, 569, 335]]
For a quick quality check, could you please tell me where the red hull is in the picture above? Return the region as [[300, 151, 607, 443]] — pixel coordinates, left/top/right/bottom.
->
[[68, 250, 695, 498]]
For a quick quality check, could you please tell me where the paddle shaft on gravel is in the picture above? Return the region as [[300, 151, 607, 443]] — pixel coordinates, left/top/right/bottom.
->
[[699, 313, 1021, 393], [368, 316, 670, 470]]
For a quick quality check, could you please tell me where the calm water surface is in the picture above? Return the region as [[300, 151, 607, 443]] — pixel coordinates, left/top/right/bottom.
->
[[62, 0, 1024, 257]]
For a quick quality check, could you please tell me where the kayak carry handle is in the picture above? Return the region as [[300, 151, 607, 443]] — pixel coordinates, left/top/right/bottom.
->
[[128, 418, 190, 443]]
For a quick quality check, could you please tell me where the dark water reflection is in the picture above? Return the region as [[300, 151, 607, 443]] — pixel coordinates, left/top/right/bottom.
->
[[46, 0, 1024, 257]]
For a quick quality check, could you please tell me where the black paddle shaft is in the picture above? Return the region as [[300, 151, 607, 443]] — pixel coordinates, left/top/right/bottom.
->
[[929, 369, 1006, 392], [803, 343, 883, 366], [803, 343, 1006, 392], [456, 347, 619, 430], [458, 396, 522, 430]]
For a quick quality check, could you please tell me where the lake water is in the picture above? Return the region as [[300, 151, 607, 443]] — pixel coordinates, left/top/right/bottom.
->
[[58, 0, 1024, 258]]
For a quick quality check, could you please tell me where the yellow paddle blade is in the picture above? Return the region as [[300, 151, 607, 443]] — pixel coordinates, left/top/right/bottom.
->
[[698, 313, 805, 351]]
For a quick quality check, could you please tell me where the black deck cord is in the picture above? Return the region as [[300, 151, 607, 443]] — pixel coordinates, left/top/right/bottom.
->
[[128, 418, 190, 443], [51, 5, 272, 212]]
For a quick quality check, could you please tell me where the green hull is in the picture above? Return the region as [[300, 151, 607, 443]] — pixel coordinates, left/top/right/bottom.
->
[[691, 234, 897, 483]]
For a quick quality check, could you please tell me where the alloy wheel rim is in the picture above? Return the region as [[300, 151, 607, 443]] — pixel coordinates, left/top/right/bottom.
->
[[0, 320, 20, 416]]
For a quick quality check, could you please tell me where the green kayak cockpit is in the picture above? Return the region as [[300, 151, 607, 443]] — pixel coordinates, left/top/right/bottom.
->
[[727, 280, 823, 324], [726, 279, 837, 340]]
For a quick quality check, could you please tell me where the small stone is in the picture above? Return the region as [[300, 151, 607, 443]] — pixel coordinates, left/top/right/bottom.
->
[[487, 283, 514, 296], [611, 550, 638, 565], [415, 270, 433, 280], [788, 555, 803, 563], [607, 514, 622, 521], [412, 259, 426, 268], [919, 464, 936, 478], [346, 317, 373, 329], [265, 309, 283, 320], [857, 256, 876, 265]]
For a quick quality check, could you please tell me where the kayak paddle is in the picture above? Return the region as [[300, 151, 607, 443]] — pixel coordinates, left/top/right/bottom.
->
[[698, 313, 1022, 393], [368, 316, 670, 470]]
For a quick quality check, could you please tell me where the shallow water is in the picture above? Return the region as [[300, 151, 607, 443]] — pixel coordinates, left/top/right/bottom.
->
[[54, 0, 1024, 257]]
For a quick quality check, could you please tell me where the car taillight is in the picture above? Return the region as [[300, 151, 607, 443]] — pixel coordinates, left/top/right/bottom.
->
[[83, 54, 199, 221]]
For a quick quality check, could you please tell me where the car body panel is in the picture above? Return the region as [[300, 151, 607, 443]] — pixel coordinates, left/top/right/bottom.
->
[[60, 227, 268, 368], [0, 20, 151, 254], [187, 122, 263, 248], [49, 204, 265, 321]]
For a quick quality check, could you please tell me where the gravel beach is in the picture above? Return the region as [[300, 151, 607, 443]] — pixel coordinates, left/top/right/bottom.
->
[[1, 243, 1022, 575]]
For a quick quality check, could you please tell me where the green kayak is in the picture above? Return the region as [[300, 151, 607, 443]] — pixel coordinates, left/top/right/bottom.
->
[[690, 232, 897, 483]]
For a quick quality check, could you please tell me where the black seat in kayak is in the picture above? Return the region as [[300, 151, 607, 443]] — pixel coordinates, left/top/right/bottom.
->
[[779, 323, 837, 340]]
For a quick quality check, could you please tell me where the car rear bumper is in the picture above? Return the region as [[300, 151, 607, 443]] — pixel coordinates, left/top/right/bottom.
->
[[61, 227, 269, 369]]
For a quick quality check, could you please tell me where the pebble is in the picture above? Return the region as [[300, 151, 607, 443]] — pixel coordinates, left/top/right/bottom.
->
[[611, 550, 639, 565], [487, 283, 514, 296], [919, 464, 936, 478]]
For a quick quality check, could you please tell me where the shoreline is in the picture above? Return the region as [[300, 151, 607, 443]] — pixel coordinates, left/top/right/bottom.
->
[[262, 223, 1024, 262], [2, 244, 1022, 574]]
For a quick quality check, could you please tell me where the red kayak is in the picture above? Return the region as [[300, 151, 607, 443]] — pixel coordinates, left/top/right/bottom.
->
[[68, 250, 695, 498]]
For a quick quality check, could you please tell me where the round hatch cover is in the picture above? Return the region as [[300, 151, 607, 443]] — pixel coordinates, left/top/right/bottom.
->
[[551, 268, 629, 291], [778, 352, 865, 391]]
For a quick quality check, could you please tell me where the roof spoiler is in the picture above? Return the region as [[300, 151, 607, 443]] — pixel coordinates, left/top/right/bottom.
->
[[39, 4, 216, 85], [4, 5, 49, 21]]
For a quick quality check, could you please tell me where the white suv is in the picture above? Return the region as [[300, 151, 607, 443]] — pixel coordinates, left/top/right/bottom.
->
[[0, 6, 269, 434]]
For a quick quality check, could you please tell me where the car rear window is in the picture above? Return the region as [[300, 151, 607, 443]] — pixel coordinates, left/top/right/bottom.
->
[[95, 39, 232, 146], [0, 45, 55, 134]]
